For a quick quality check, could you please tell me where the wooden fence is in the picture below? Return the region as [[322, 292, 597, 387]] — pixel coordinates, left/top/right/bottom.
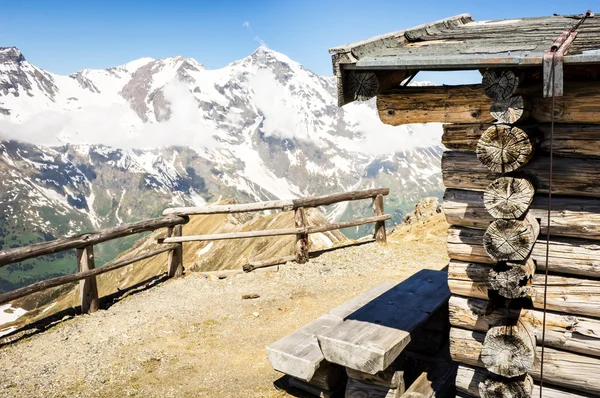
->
[[0, 188, 389, 315]]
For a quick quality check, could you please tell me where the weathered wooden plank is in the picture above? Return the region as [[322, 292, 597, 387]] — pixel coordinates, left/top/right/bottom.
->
[[443, 188, 600, 241], [243, 255, 296, 272], [317, 270, 450, 374], [374, 194, 387, 243], [442, 123, 600, 158], [476, 125, 536, 173], [346, 367, 404, 390], [0, 215, 188, 267], [455, 365, 594, 398], [443, 150, 600, 198], [482, 212, 539, 262], [377, 85, 494, 125], [346, 378, 402, 398], [77, 245, 99, 314], [267, 282, 396, 382], [448, 295, 600, 358], [0, 244, 179, 306], [378, 82, 600, 126], [447, 226, 600, 278], [450, 327, 600, 396], [159, 215, 391, 243], [480, 319, 536, 378], [448, 260, 600, 318], [163, 188, 390, 215], [399, 346, 456, 398], [295, 207, 309, 264], [167, 225, 183, 278]]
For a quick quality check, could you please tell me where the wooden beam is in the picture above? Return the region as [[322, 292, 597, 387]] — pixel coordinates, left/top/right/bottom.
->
[[481, 70, 519, 100], [443, 188, 600, 241], [475, 125, 536, 173], [77, 245, 99, 314], [455, 365, 594, 398], [167, 225, 183, 278], [443, 150, 600, 199], [295, 207, 309, 264], [373, 194, 387, 243], [158, 215, 391, 243], [163, 187, 390, 216], [377, 84, 494, 125], [448, 260, 600, 318], [447, 225, 600, 279], [482, 213, 539, 262], [378, 82, 600, 126], [448, 295, 600, 359], [450, 327, 600, 396], [0, 215, 188, 267], [483, 177, 534, 219], [0, 245, 179, 306], [243, 254, 296, 272], [480, 320, 535, 378]]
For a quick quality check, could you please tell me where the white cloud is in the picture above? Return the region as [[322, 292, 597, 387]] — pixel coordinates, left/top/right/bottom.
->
[[242, 20, 268, 48], [242, 21, 250, 28]]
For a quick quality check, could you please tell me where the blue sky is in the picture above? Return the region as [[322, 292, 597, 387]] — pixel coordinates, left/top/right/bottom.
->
[[0, 0, 594, 83]]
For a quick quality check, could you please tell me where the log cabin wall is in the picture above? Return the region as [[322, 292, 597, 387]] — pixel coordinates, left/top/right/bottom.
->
[[330, 12, 600, 397], [374, 67, 600, 397], [439, 68, 600, 397]]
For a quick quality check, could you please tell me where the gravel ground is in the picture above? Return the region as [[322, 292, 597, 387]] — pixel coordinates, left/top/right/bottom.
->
[[0, 216, 448, 398]]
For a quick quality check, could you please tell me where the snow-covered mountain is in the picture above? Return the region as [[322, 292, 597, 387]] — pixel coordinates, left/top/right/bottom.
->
[[0, 46, 444, 292]]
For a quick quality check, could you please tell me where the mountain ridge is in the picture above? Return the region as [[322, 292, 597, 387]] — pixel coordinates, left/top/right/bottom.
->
[[0, 45, 444, 292]]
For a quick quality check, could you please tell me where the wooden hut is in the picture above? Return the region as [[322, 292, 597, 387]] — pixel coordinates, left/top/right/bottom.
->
[[329, 11, 600, 397]]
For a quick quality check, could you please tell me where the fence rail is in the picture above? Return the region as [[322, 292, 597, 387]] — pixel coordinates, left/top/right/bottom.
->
[[0, 188, 390, 317]]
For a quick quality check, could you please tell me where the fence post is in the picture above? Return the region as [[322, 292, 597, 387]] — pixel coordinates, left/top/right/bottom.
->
[[167, 225, 183, 277], [77, 245, 99, 313], [295, 207, 309, 263], [373, 194, 387, 243]]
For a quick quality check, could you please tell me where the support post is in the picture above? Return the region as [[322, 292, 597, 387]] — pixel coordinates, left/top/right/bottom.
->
[[295, 207, 309, 264], [167, 225, 183, 277], [373, 194, 387, 243], [77, 245, 99, 314]]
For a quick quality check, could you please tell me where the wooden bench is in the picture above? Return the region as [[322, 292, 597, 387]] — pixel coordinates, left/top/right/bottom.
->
[[317, 269, 450, 374], [267, 282, 397, 394], [267, 269, 450, 397]]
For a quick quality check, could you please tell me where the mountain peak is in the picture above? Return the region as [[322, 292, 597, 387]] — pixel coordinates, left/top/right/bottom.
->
[[0, 47, 26, 64]]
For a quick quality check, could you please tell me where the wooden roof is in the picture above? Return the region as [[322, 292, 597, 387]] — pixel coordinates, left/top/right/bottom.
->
[[330, 12, 599, 105]]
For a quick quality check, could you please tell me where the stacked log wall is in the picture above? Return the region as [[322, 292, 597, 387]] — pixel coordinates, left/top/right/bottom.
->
[[438, 71, 600, 397]]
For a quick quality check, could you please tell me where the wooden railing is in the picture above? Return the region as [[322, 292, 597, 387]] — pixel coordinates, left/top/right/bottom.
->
[[0, 188, 389, 316]]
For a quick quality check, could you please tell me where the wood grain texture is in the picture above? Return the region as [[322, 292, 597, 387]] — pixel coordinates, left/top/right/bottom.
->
[[159, 215, 391, 243], [295, 207, 309, 264], [346, 71, 380, 101], [487, 258, 535, 299], [442, 123, 600, 159], [377, 85, 494, 125], [374, 194, 387, 243], [267, 282, 396, 381], [443, 188, 600, 241], [346, 378, 401, 398], [482, 70, 519, 101], [448, 260, 600, 318], [346, 362, 404, 389], [480, 320, 535, 378], [450, 327, 600, 396], [489, 96, 528, 124], [448, 295, 600, 359], [77, 245, 99, 314], [455, 365, 593, 398], [317, 270, 450, 374], [166, 225, 183, 277], [443, 150, 600, 198], [483, 177, 534, 219], [378, 82, 600, 126], [479, 374, 533, 398], [164, 188, 390, 215], [482, 213, 539, 262], [476, 125, 535, 173]]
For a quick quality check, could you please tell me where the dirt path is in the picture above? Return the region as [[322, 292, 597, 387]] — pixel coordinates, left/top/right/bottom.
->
[[0, 215, 448, 397]]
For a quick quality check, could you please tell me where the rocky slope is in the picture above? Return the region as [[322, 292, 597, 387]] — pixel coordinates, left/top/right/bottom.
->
[[0, 46, 444, 291]]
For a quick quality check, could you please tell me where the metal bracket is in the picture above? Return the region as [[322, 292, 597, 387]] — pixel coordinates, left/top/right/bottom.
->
[[543, 30, 577, 98]]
